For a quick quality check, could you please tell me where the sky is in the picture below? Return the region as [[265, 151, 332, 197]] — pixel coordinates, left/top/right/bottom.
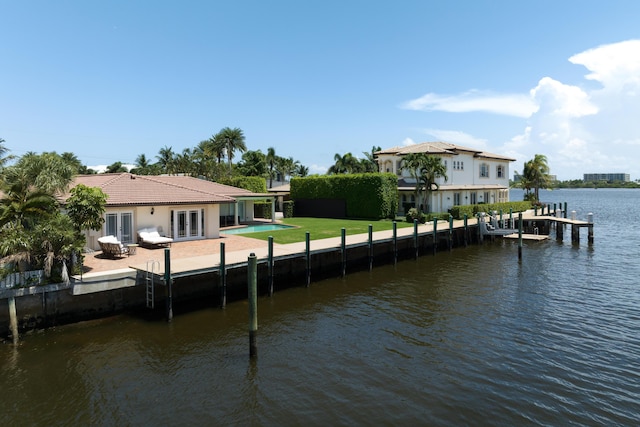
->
[[2, 1, 640, 181]]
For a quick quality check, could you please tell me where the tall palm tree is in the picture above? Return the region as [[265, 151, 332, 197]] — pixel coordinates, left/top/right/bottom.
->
[[328, 152, 360, 174], [523, 154, 550, 202], [418, 155, 448, 213], [157, 146, 175, 175], [266, 147, 277, 187], [362, 145, 381, 172], [217, 127, 246, 175]]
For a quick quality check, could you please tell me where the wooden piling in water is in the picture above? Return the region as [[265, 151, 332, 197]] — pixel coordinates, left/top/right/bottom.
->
[[341, 228, 347, 277], [305, 232, 311, 286], [518, 212, 523, 261], [164, 248, 173, 322], [248, 252, 258, 358], [448, 216, 453, 251], [413, 219, 419, 259], [588, 213, 594, 244], [432, 218, 438, 255], [268, 236, 274, 297], [9, 296, 18, 345], [220, 242, 226, 308], [463, 214, 468, 247], [368, 224, 373, 271], [392, 221, 398, 265]]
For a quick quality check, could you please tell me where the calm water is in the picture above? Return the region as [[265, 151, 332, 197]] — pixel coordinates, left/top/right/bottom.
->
[[2, 189, 640, 426], [221, 223, 295, 235]]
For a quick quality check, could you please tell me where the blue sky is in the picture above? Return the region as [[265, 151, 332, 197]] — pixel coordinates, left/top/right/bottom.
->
[[2, 1, 640, 180]]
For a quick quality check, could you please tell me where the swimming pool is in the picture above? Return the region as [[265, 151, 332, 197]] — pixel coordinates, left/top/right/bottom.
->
[[221, 224, 295, 235]]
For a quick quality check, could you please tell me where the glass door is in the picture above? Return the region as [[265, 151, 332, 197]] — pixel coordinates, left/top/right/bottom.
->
[[105, 211, 134, 243], [174, 209, 202, 240]]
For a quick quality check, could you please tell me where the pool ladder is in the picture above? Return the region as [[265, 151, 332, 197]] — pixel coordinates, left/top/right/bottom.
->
[[145, 260, 160, 309]]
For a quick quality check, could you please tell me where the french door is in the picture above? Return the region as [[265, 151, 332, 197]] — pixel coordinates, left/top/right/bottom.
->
[[173, 209, 203, 240], [105, 212, 134, 244]]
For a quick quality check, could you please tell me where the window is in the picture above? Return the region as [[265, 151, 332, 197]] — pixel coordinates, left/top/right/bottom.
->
[[497, 165, 504, 178], [460, 161, 464, 170], [470, 192, 477, 204], [480, 163, 489, 178], [453, 192, 461, 205]]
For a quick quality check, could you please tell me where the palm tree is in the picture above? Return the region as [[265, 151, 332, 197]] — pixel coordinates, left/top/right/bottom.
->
[[362, 145, 381, 172], [327, 152, 360, 174], [157, 146, 175, 175], [266, 147, 277, 188], [217, 127, 246, 175], [523, 154, 550, 202], [400, 153, 447, 213], [295, 164, 309, 177], [418, 156, 448, 213], [277, 156, 298, 183]]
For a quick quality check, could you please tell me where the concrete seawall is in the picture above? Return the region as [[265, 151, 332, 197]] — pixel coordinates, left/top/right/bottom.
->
[[3, 213, 566, 340]]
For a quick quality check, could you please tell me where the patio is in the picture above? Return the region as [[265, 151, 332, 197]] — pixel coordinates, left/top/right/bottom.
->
[[82, 234, 269, 274]]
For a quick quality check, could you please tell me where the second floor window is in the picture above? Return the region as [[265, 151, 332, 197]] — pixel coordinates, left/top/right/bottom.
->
[[480, 163, 489, 178], [497, 165, 504, 178]]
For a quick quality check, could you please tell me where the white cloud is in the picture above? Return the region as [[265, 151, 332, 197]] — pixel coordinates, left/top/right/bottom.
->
[[404, 39, 640, 179], [401, 138, 416, 146], [401, 90, 538, 118], [309, 164, 328, 174]]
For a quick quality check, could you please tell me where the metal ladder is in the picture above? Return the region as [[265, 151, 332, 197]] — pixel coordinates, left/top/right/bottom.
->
[[145, 260, 160, 309]]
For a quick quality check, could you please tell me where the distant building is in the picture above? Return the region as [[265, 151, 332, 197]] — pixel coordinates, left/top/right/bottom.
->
[[583, 173, 630, 182]]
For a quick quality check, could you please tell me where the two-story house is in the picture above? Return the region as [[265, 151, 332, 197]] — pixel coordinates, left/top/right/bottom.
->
[[375, 142, 515, 215]]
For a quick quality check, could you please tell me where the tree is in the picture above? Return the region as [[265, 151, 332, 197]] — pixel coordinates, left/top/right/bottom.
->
[[237, 150, 267, 177], [157, 146, 176, 175], [400, 153, 447, 213], [266, 147, 277, 187], [277, 156, 298, 182], [105, 161, 128, 173], [66, 184, 108, 232], [0, 138, 14, 171], [295, 164, 309, 177], [327, 152, 360, 174], [217, 127, 246, 175], [522, 154, 550, 203], [362, 145, 381, 172]]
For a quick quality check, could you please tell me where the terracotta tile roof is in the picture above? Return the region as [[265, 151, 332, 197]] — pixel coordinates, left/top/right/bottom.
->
[[375, 141, 515, 161], [58, 173, 265, 206]]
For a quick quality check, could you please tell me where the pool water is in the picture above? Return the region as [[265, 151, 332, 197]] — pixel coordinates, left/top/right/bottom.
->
[[220, 223, 294, 235]]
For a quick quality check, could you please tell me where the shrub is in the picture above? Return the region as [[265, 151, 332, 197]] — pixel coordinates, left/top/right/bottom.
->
[[283, 201, 294, 218], [405, 208, 426, 224], [448, 201, 532, 219], [254, 201, 272, 219]]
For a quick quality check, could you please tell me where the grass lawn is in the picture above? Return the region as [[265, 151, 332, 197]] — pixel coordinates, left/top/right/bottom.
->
[[242, 218, 414, 244]]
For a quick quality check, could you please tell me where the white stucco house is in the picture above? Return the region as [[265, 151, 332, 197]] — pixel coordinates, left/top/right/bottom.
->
[[375, 142, 515, 215], [60, 173, 273, 251]]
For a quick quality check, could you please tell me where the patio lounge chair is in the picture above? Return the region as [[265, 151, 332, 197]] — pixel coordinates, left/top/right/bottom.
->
[[138, 227, 173, 248], [97, 235, 129, 258]]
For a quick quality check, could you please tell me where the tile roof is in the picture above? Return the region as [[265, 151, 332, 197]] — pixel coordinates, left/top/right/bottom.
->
[[375, 141, 515, 161], [58, 173, 265, 206]]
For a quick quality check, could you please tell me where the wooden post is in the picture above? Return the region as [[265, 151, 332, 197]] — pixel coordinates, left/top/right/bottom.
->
[[432, 218, 438, 255], [305, 231, 311, 286], [478, 214, 483, 243], [268, 236, 274, 297], [164, 248, 173, 322], [463, 214, 468, 247], [448, 215, 453, 251], [341, 227, 347, 277], [518, 212, 523, 261], [572, 224, 579, 243], [556, 219, 563, 240], [534, 206, 538, 216], [392, 221, 397, 265], [413, 219, 419, 259], [8, 296, 18, 345], [220, 242, 226, 308], [499, 209, 503, 228], [248, 252, 258, 358], [509, 208, 513, 228], [564, 202, 568, 219], [588, 213, 594, 244], [368, 224, 373, 271]]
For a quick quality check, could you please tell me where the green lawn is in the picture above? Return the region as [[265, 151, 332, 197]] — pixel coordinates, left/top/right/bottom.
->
[[243, 217, 414, 244]]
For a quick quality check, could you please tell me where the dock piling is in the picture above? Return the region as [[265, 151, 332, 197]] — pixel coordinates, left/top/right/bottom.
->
[[305, 232, 311, 286], [518, 213, 523, 261], [268, 236, 274, 296], [368, 224, 373, 271], [248, 252, 258, 358], [8, 296, 18, 345], [463, 214, 468, 247], [448, 215, 453, 251], [392, 221, 398, 265], [341, 228, 347, 277], [164, 248, 173, 322], [220, 242, 226, 308], [432, 218, 438, 255], [413, 219, 419, 259]]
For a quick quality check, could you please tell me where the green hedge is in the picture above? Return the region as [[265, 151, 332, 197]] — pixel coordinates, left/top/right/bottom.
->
[[448, 201, 532, 219], [219, 176, 267, 193], [283, 200, 294, 218], [290, 173, 398, 219], [254, 201, 273, 219]]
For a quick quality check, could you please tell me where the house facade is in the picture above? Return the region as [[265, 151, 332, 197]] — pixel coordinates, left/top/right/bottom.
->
[[61, 173, 273, 251], [375, 142, 515, 215]]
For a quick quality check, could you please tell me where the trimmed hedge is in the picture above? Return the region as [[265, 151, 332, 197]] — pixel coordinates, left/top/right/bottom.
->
[[290, 173, 398, 219], [219, 176, 267, 193], [449, 201, 532, 219], [283, 201, 294, 218], [254, 201, 273, 219]]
